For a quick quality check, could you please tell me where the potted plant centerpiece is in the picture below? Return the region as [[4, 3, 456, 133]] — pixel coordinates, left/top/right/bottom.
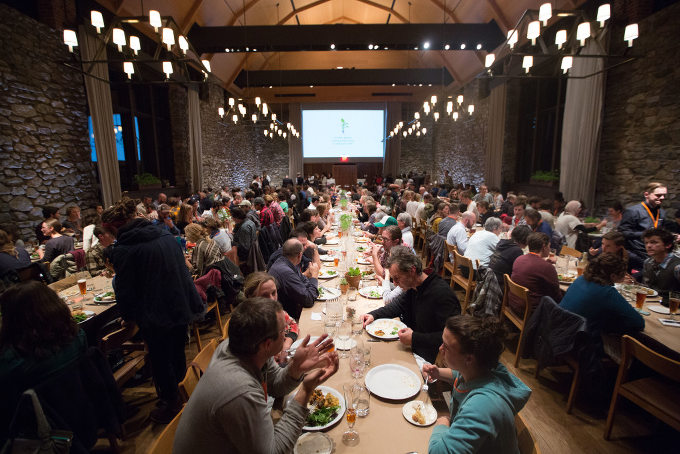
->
[[344, 266, 361, 289], [339, 277, 349, 294]]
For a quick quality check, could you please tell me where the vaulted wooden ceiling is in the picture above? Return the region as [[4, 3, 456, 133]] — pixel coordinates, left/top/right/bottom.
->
[[94, 0, 586, 102]]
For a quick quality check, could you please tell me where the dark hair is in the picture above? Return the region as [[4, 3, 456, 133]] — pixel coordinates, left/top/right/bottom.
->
[[0, 281, 78, 358], [609, 201, 623, 213], [449, 203, 460, 215], [300, 208, 318, 223], [299, 221, 318, 238], [101, 197, 138, 234], [387, 245, 422, 274], [602, 230, 625, 247], [477, 200, 490, 211], [642, 228, 674, 249], [525, 208, 542, 222], [42, 206, 59, 219], [228, 297, 283, 356], [584, 253, 625, 286], [82, 213, 100, 227], [445, 315, 506, 370], [384, 225, 402, 242], [0, 223, 20, 242], [511, 225, 532, 246], [230, 207, 246, 220], [527, 232, 549, 252]]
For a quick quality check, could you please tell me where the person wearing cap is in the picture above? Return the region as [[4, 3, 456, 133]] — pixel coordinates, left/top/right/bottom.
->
[[253, 197, 274, 228], [238, 199, 261, 230], [153, 204, 180, 235]]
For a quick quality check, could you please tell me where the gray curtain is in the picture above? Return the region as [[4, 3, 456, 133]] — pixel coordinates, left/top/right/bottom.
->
[[288, 103, 302, 177], [383, 102, 401, 177], [79, 26, 121, 207], [559, 39, 606, 208], [188, 86, 203, 193], [485, 83, 506, 189]]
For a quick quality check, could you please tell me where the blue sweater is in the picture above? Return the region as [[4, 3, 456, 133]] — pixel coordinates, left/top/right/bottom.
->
[[429, 363, 531, 454], [559, 277, 644, 337]]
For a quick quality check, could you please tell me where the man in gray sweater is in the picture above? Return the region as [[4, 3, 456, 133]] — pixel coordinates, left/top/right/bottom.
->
[[174, 297, 338, 454]]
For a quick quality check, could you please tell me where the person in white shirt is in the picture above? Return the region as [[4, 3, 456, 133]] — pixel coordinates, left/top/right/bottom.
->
[[460, 191, 478, 219], [397, 213, 415, 251], [555, 200, 585, 249], [464, 217, 502, 269], [446, 211, 476, 257], [406, 193, 420, 220]]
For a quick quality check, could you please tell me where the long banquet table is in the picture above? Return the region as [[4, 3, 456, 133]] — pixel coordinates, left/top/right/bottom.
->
[[295, 223, 437, 452]]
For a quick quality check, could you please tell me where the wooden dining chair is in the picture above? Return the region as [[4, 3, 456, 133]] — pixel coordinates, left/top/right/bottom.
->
[[192, 300, 223, 352], [451, 249, 478, 314], [221, 316, 231, 340], [499, 274, 532, 368], [559, 245, 582, 259], [191, 337, 219, 376], [99, 321, 147, 389], [441, 242, 457, 281], [515, 413, 542, 454], [178, 366, 200, 403], [604, 335, 680, 439], [148, 407, 184, 454]]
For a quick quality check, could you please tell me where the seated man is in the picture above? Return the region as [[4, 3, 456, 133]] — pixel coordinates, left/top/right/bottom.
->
[[488, 225, 531, 287], [396, 213, 414, 250], [510, 232, 562, 315], [437, 203, 458, 237], [230, 207, 257, 269], [85, 225, 115, 276], [446, 210, 476, 256], [268, 239, 320, 320], [588, 230, 634, 275], [153, 204, 180, 235], [464, 217, 502, 270], [641, 228, 680, 299], [368, 225, 402, 279], [361, 246, 461, 363], [525, 208, 552, 238], [174, 298, 339, 454]]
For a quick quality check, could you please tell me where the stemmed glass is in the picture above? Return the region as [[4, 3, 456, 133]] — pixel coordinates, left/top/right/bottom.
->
[[337, 321, 351, 358], [342, 383, 359, 445]]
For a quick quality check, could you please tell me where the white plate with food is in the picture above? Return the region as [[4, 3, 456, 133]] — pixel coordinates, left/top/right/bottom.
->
[[94, 291, 116, 304], [302, 386, 345, 431], [355, 237, 369, 243], [364, 364, 421, 400], [317, 286, 341, 301], [356, 258, 371, 265], [72, 310, 95, 324], [402, 401, 437, 426], [359, 286, 383, 299], [325, 239, 340, 245], [355, 246, 368, 253], [365, 318, 407, 340], [361, 270, 375, 280], [318, 269, 339, 279], [320, 255, 336, 262], [648, 304, 670, 315], [294, 433, 334, 454]]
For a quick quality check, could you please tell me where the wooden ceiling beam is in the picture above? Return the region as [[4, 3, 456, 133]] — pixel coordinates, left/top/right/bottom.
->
[[356, 0, 408, 23], [427, 0, 461, 23], [181, 0, 205, 34], [484, 0, 512, 33], [324, 15, 361, 24], [278, 0, 332, 25], [227, 0, 264, 26]]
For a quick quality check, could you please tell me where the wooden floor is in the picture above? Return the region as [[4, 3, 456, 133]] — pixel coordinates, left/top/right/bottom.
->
[[93, 315, 677, 453]]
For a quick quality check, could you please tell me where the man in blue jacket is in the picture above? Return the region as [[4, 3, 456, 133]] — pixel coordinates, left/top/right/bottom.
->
[[268, 238, 319, 320]]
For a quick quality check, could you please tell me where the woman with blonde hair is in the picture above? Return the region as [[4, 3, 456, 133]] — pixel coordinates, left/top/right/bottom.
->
[[176, 203, 194, 235], [185, 223, 222, 276], [243, 271, 300, 364]]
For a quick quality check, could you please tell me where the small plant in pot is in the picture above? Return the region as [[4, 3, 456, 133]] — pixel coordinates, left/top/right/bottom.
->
[[339, 277, 349, 294], [344, 266, 362, 289]]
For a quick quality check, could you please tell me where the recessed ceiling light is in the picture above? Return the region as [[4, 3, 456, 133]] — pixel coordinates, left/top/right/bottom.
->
[[423, 41, 430, 49], [444, 44, 450, 50], [309, 85, 314, 88], [460, 43, 466, 49], [384, 46, 388, 50], [419, 83, 422, 86], [253, 48, 257, 52], [330, 43, 335, 49], [269, 85, 273, 88], [476, 43, 482, 50], [428, 84, 432, 86]]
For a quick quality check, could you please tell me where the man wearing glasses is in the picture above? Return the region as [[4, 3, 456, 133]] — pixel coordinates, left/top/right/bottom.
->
[[367, 222, 402, 280]]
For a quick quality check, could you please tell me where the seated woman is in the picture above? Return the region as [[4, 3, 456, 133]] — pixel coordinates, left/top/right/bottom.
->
[[175, 203, 194, 235], [424, 315, 531, 454], [560, 253, 644, 340], [0, 281, 87, 438], [185, 223, 223, 277], [0, 229, 31, 276], [202, 217, 232, 256], [243, 272, 299, 364], [555, 200, 606, 250], [39, 219, 75, 263]]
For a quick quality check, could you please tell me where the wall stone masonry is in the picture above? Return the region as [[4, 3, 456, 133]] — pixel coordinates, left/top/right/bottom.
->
[[0, 4, 99, 241], [595, 1, 680, 212]]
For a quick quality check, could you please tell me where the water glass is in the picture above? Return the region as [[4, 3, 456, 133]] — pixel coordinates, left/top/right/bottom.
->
[[347, 286, 358, 301], [337, 321, 352, 357], [354, 383, 370, 417], [349, 354, 366, 379]]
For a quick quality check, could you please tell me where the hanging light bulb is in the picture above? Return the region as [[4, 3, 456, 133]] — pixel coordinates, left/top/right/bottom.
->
[[453, 112, 459, 121], [238, 104, 246, 116], [416, 131, 421, 137], [457, 95, 464, 105], [408, 127, 412, 134], [218, 107, 225, 118], [422, 127, 427, 135], [527, 21, 540, 46], [446, 101, 453, 114], [232, 114, 238, 123], [63, 29, 78, 52], [283, 132, 287, 139], [507, 29, 518, 49], [484, 53, 495, 68], [162, 28, 175, 50], [577, 22, 591, 46], [287, 122, 291, 130], [255, 97, 261, 107], [262, 103, 269, 115], [416, 121, 421, 128], [597, 4, 611, 28], [423, 102, 430, 114], [272, 113, 277, 121], [561, 56, 573, 74], [555, 30, 567, 49], [112, 28, 126, 52], [522, 56, 533, 73], [201, 59, 211, 79], [228, 98, 235, 107], [123, 62, 134, 79], [264, 130, 268, 137], [90, 11, 104, 33], [539, 3, 552, 26], [129, 36, 141, 55], [430, 95, 437, 105], [149, 10, 162, 32], [398, 121, 403, 128], [252, 114, 257, 123], [162, 61, 173, 78], [403, 131, 407, 137], [468, 105, 475, 115], [277, 129, 282, 136], [624, 24, 638, 47], [414, 112, 420, 119], [433, 112, 440, 121], [178, 35, 189, 54]]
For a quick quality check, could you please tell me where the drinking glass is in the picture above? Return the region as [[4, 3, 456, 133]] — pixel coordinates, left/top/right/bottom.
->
[[342, 383, 359, 445], [77, 278, 87, 296], [634, 288, 647, 311], [354, 383, 370, 417], [669, 292, 680, 320], [337, 321, 351, 357], [349, 354, 366, 379], [347, 286, 358, 302]]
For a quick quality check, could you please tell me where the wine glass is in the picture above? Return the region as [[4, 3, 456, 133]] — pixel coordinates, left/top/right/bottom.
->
[[349, 353, 366, 379], [342, 383, 359, 445], [337, 321, 351, 358]]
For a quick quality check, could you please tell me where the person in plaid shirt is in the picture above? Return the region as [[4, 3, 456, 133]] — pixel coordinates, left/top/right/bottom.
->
[[265, 194, 284, 226], [254, 197, 274, 227], [85, 225, 115, 276]]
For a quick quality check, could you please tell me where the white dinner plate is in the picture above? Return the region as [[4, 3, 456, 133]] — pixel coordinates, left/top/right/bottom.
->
[[359, 286, 383, 299], [364, 364, 421, 400], [301, 385, 346, 431], [294, 433, 333, 454], [320, 255, 336, 262], [356, 258, 371, 265], [355, 238, 369, 243], [365, 318, 407, 340], [94, 292, 116, 304], [325, 239, 339, 245], [317, 287, 341, 301], [318, 270, 339, 279], [402, 401, 437, 426], [73, 310, 95, 323], [648, 304, 670, 315]]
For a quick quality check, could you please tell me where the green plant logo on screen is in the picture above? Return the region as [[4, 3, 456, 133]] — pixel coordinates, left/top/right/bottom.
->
[[340, 118, 350, 134]]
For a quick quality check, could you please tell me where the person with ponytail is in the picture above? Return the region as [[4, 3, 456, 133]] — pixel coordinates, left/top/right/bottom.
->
[[560, 253, 644, 340], [424, 315, 531, 454]]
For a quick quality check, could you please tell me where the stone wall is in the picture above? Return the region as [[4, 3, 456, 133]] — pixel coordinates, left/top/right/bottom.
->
[[595, 1, 680, 211], [199, 83, 289, 190], [398, 107, 435, 178], [168, 84, 190, 190], [0, 4, 99, 241]]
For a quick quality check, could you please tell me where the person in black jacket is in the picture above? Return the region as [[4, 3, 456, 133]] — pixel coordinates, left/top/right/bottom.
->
[[103, 198, 204, 423], [360, 246, 460, 363], [488, 225, 531, 288]]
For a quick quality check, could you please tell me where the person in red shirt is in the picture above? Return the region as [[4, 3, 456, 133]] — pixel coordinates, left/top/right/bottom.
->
[[254, 197, 274, 227]]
